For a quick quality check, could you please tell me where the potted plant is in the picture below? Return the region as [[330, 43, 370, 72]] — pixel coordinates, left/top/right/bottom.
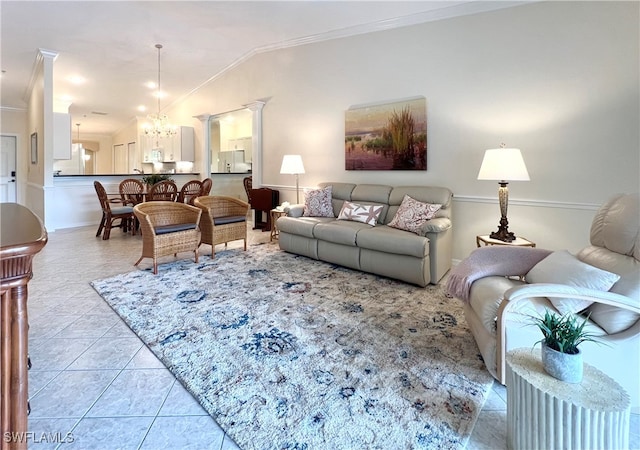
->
[[141, 173, 173, 187], [530, 309, 602, 383]]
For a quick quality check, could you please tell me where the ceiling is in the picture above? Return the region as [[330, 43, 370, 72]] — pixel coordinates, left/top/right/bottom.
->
[[1, 1, 523, 136]]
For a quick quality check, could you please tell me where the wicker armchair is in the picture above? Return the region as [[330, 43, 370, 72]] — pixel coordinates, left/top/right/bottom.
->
[[133, 201, 202, 274], [194, 196, 249, 258], [94, 181, 135, 240]]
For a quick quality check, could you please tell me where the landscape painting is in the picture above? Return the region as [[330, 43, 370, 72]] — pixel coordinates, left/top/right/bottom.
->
[[345, 97, 427, 171]]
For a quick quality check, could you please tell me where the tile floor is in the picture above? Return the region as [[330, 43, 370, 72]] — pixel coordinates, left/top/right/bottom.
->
[[23, 223, 638, 449]]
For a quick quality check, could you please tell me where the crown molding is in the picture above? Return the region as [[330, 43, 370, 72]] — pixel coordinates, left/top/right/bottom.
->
[[173, 1, 530, 110]]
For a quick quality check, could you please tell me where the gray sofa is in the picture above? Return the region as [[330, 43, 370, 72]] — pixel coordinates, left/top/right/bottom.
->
[[276, 182, 453, 286]]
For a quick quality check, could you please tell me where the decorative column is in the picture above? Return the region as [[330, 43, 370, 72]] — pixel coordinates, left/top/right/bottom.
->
[[194, 114, 212, 180], [243, 101, 265, 187]]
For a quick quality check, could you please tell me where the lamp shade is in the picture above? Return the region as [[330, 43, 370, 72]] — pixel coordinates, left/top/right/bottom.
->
[[280, 155, 305, 175], [477, 147, 530, 181]]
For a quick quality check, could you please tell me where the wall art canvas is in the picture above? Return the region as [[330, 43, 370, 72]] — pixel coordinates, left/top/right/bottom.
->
[[345, 96, 426, 171]]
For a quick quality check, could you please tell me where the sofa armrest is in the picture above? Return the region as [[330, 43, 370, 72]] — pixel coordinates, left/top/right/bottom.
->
[[285, 204, 305, 217], [494, 283, 640, 383], [418, 217, 451, 235]]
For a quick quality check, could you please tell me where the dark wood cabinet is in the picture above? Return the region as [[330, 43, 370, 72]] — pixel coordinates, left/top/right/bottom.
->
[[1, 204, 47, 450]]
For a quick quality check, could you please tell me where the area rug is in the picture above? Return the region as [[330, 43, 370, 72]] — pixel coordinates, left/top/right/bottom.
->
[[91, 243, 493, 450]]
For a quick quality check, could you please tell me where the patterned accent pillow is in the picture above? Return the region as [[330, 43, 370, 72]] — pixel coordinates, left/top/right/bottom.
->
[[303, 186, 334, 217], [337, 201, 384, 226], [388, 195, 442, 234]]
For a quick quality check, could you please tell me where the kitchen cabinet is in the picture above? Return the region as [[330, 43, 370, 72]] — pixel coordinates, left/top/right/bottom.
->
[[140, 126, 194, 163], [53, 112, 71, 160], [164, 126, 195, 162]]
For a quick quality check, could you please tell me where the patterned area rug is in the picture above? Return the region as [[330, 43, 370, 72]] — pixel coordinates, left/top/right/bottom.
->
[[91, 243, 493, 450]]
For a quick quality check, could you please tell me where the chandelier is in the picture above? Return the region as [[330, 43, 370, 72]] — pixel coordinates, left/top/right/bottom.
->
[[144, 44, 177, 139]]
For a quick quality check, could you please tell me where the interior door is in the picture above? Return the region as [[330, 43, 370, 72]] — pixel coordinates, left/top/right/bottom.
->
[[0, 135, 17, 202], [113, 143, 127, 174]]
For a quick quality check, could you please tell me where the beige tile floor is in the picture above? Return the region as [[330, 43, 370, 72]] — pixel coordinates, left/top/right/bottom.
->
[[24, 222, 638, 449]]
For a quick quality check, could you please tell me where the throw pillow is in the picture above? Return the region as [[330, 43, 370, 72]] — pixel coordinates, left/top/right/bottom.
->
[[526, 250, 621, 315], [388, 195, 442, 234], [302, 185, 334, 217], [337, 201, 383, 226]]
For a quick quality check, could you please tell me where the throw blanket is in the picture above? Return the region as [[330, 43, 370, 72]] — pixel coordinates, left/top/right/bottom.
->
[[446, 246, 552, 302]]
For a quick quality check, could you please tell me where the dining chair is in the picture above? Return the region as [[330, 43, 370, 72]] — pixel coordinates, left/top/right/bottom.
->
[[243, 176, 252, 203], [119, 178, 145, 205], [177, 180, 203, 205], [94, 181, 135, 240], [147, 180, 178, 202], [201, 177, 213, 196]]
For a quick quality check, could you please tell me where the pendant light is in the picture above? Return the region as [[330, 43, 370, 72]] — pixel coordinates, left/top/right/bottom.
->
[[144, 44, 176, 141]]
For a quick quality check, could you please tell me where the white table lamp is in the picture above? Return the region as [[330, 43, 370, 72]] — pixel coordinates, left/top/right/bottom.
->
[[477, 144, 530, 242], [280, 155, 305, 204]]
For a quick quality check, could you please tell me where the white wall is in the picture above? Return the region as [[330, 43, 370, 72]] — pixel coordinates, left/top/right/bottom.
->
[[166, 1, 638, 261]]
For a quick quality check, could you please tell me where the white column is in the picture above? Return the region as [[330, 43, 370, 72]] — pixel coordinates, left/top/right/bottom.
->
[[194, 113, 212, 180], [244, 101, 265, 187]]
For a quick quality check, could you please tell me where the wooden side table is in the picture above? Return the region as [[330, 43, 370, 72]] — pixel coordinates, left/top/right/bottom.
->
[[270, 209, 287, 241], [1, 204, 48, 450], [476, 235, 535, 248], [506, 348, 630, 450]]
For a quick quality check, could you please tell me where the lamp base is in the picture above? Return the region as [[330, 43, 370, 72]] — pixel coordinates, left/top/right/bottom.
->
[[489, 217, 516, 242]]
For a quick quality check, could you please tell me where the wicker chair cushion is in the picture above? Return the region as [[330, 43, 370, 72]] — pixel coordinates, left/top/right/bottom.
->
[[213, 216, 247, 226], [112, 206, 134, 214], [154, 223, 198, 235]]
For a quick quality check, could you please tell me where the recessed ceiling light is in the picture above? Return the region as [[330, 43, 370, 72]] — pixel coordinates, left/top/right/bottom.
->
[[153, 91, 167, 99], [146, 81, 157, 89], [137, 105, 147, 112]]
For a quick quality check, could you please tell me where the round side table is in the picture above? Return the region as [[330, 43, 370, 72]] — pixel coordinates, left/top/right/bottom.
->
[[270, 209, 287, 241], [506, 348, 630, 450]]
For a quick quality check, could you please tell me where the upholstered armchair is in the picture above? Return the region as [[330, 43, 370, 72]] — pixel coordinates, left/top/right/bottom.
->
[[194, 196, 249, 258], [133, 201, 202, 274], [447, 193, 640, 409]]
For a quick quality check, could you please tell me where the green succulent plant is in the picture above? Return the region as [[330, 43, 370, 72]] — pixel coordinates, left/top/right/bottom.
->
[[530, 309, 603, 354], [141, 173, 173, 186]]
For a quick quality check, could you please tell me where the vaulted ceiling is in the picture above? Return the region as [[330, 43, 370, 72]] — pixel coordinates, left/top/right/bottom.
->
[[0, 1, 524, 135]]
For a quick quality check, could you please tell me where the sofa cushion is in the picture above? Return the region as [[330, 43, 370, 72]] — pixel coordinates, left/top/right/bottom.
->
[[526, 250, 621, 315], [356, 225, 429, 258], [277, 216, 333, 238], [313, 220, 369, 246], [319, 182, 356, 216], [303, 185, 334, 217], [337, 201, 383, 226], [351, 184, 392, 222], [388, 195, 441, 234]]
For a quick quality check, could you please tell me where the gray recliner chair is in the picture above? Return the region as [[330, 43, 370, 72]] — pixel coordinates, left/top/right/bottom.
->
[[448, 193, 640, 411]]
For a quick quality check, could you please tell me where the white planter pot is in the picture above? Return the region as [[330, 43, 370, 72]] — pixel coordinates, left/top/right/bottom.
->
[[541, 343, 583, 383]]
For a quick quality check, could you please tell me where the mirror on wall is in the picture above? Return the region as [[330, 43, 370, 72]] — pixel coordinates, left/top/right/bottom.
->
[[209, 107, 253, 174]]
